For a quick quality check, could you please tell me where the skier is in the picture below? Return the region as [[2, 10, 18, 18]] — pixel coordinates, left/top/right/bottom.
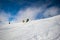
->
[[26, 19, 29, 22], [9, 22, 10, 24]]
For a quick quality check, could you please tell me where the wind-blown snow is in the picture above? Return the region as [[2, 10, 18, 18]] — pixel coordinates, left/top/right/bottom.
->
[[0, 15, 60, 40]]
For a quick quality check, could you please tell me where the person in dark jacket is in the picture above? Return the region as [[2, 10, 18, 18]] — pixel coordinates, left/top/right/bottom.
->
[[26, 19, 29, 22]]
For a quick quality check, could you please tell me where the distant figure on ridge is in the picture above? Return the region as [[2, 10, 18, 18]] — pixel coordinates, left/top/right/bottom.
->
[[9, 22, 10, 24]]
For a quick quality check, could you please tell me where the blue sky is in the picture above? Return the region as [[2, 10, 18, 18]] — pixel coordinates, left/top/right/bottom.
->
[[0, 0, 60, 23]]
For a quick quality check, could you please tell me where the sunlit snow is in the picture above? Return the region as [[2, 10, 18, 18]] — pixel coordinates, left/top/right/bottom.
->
[[0, 15, 60, 40]]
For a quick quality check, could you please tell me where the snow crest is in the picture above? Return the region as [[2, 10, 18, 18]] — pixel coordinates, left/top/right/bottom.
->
[[0, 15, 60, 40]]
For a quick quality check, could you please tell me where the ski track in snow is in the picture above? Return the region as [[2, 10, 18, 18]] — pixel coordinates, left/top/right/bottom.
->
[[0, 15, 60, 40]]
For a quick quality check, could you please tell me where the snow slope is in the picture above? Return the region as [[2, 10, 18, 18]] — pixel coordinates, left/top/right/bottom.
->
[[0, 15, 60, 40]]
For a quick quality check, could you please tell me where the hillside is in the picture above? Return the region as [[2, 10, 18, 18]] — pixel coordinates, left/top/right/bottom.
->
[[0, 15, 60, 40]]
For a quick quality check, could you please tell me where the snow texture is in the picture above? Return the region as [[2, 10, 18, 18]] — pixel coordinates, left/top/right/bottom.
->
[[0, 15, 60, 40]]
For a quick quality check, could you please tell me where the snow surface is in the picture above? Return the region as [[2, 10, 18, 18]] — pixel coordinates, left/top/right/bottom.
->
[[0, 15, 60, 40]]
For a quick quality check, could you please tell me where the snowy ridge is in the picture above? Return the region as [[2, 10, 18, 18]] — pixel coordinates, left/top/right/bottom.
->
[[0, 15, 60, 40]]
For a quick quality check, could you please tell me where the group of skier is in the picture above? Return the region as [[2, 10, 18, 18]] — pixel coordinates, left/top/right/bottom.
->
[[22, 19, 29, 23], [9, 18, 29, 24]]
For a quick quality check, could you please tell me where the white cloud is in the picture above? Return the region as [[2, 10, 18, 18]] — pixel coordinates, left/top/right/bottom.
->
[[43, 7, 60, 18], [14, 7, 44, 22], [0, 11, 11, 24], [0, 7, 59, 24], [14, 6, 60, 23]]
